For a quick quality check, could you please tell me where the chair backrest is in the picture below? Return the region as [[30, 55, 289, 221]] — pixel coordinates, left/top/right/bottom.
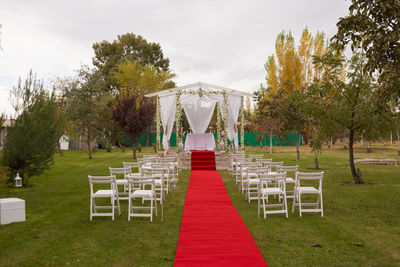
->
[[277, 165, 299, 174], [264, 161, 284, 168], [123, 162, 140, 173], [128, 175, 155, 192], [296, 172, 324, 190], [109, 167, 131, 178], [248, 154, 264, 161], [259, 172, 287, 190], [240, 162, 260, 172], [88, 175, 117, 194]]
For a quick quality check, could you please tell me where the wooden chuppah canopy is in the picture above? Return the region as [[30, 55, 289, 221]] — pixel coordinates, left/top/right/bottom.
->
[[144, 82, 254, 151]]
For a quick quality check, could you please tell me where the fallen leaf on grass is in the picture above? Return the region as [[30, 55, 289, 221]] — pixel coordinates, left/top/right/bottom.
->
[[311, 243, 322, 248]]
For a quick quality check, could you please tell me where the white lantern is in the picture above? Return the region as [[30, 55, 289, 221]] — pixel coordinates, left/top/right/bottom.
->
[[14, 173, 22, 188]]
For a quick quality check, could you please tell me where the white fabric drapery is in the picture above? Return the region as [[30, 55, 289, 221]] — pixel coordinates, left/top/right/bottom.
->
[[180, 94, 222, 134], [219, 95, 241, 150], [159, 95, 176, 151], [227, 95, 242, 150]]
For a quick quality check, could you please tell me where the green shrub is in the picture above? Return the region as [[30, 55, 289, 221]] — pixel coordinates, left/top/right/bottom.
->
[[137, 143, 142, 153]]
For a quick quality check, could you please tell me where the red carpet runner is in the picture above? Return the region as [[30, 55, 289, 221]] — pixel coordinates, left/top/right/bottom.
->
[[174, 167, 267, 266], [191, 150, 216, 170]]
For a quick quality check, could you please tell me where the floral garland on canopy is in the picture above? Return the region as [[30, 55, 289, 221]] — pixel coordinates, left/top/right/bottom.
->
[[175, 90, 182, 150], [156, 96, 161, 151], [240, 96, 245, 150], [217, 102, 221, 144], [222, 91, 229, 152]]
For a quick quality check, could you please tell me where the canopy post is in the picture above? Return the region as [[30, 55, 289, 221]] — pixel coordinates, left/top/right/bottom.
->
[[217, 102, 221, 144], [240, 96, 245, 150], [156, 96, 161, 151], [222, 91, 229, 152], [175, 91, 182, 150]]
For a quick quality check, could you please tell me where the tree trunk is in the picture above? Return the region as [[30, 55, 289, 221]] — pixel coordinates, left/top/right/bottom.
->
[[296, 131, 300, 161], [397, 128, 400, 156], [390, 131, 392, 145], [132, 143, 137, 159], [366, 141, 372, 153], [146, 126, 150, 146], [343, 132, 347, 150], [314, 149, 319, 169], [87, 126, 92, 159], [349, 128, 364, 184], [269, 129, 273, 154]]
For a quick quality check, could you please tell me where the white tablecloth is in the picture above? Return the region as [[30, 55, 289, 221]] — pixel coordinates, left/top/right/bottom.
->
[[184, 133, 216, 151]]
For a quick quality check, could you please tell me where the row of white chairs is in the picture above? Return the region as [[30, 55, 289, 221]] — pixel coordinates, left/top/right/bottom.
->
[[89, 155, 178, 221], [230, 152, 324, 218]]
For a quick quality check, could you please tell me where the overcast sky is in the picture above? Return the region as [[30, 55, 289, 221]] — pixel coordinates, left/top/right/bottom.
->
[[0, 0, 351, 116]]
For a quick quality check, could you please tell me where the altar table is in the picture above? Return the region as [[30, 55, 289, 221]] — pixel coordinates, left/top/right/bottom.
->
[[184, 133, 216, 151]]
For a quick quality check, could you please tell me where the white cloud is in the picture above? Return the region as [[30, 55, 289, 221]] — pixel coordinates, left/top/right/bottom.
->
[[0, 0, 350, 114]]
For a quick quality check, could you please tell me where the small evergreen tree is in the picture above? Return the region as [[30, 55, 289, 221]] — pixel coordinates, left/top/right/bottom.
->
[[2, 71, 63, 185]]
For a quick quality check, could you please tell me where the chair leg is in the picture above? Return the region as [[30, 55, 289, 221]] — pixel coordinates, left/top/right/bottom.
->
[[150, 196, 153, 222], [112, 196, 115, 221], [299, 193, 302, 217], [292, 192, 296, 213], [128, 197, 131, 221], [262, 193, 267, 219], [90, 197, 93, 220], [284, 195, 288, 218], [320, 193, 324, 217]]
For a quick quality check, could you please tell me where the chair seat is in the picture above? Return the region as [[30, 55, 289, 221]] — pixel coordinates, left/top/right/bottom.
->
[[132, 190, 153, 198], [243, 172, 257, 177], [93, 190, 114, 197], [298, 186, 320, 194], [116, 179, 127, 185], [286, 177, 295, 183], [261, 188, 284, 195], [248, 178, 259, 184]]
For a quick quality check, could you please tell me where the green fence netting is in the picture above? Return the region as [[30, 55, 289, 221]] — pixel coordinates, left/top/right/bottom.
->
[[123, 132, 302, 147]]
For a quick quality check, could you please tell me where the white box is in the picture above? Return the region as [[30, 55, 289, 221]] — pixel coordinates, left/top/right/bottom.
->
[[0, 198, 26, 225]]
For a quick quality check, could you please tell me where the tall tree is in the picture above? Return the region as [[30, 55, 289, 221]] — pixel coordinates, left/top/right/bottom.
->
[[112, 59, 175, 145], [334, 0, 400, 99], [298, 27, 314, 88], [112, 90, 155, 159], [64, 66, 106, 159], [2, 71, 63, 185], [92, 33, 171, 91], [312, 49, 389, 183]]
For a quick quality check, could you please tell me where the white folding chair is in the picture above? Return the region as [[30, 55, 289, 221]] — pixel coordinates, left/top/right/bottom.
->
[[292, 172, 324, 217], [248, 154, 264, 162], [276, 165, 298, 199], [263, 161, 284, 174], [109, 167, 131, 200], [123, 162, 141, 175], [127, 176, 158, 222], [258, 172, 288, 218], [152, 163, 170, 194], [234, 158, 252, 184], [89, 175, 121, 220], [239, 162, 259, 193], [247, 167, 269, 202], [256, 158, 273, 166]]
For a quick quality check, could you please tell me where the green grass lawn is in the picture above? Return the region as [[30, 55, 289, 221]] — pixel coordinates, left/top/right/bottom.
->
[[0, 145, 399, 266]]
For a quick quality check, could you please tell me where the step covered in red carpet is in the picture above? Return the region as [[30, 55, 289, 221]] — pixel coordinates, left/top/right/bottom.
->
[[190, 150, 216, 171]]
